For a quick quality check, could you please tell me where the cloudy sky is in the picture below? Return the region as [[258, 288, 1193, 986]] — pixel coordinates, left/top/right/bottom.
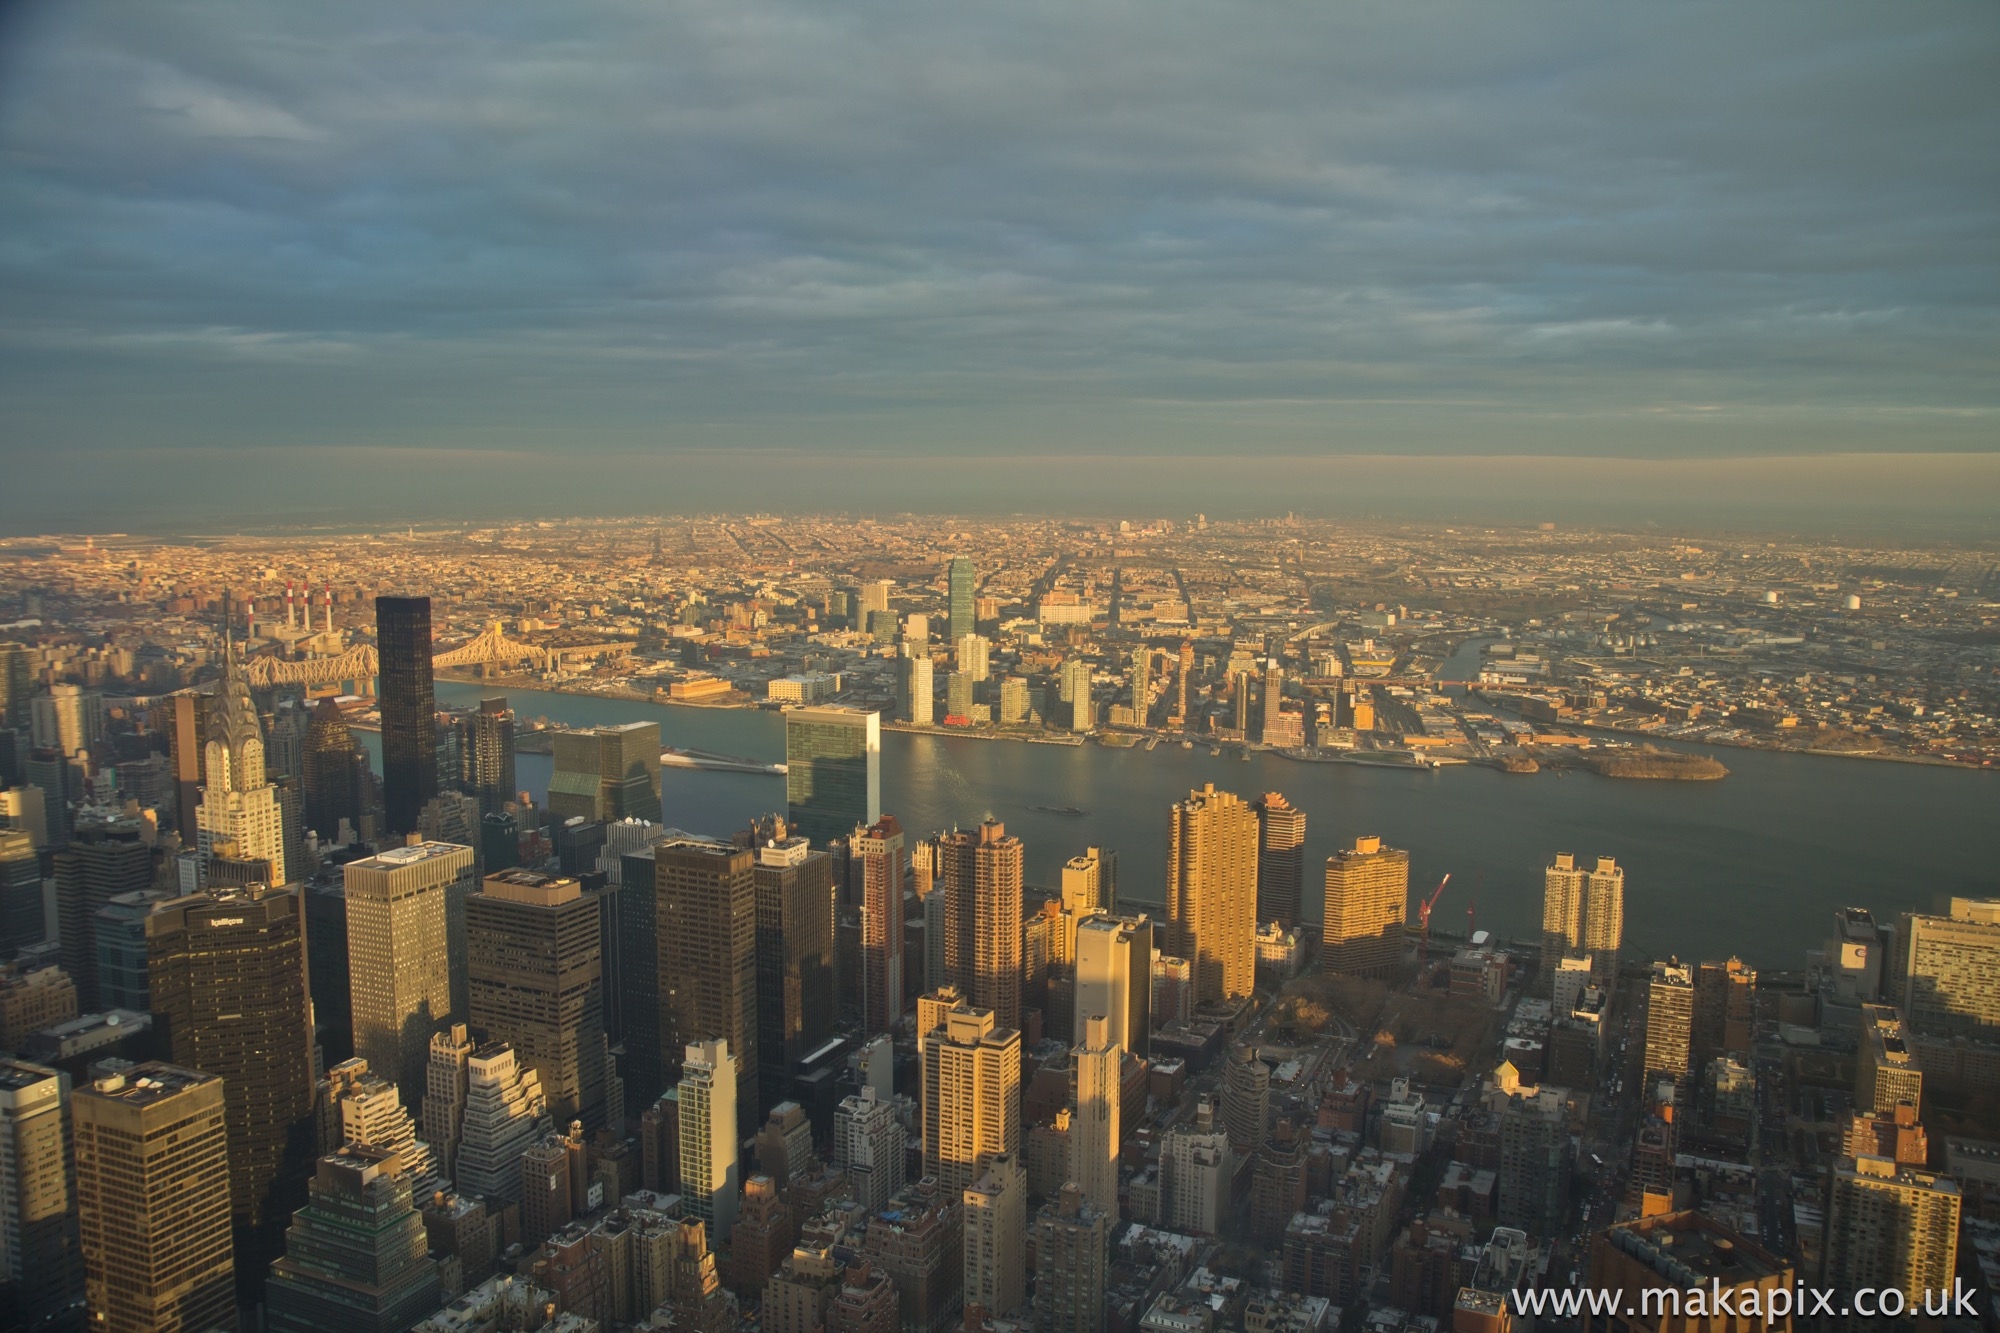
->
[[1, 1, 1996, 529]]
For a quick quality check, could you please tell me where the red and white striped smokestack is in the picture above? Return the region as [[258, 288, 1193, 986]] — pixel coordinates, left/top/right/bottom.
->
[[286, 581, 296, 629], [323, 586, 333, 633]]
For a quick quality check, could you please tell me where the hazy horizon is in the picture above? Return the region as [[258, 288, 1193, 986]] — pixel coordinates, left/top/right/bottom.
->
[[2, 2, 1996, 534]]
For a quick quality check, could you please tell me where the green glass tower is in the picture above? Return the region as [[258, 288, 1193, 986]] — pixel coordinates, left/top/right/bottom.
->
[[783, 707, 880, 846], [947, 557, 975, 644]]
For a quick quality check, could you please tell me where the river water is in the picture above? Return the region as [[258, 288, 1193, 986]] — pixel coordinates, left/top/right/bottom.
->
[[354, 679, 1998, 972]]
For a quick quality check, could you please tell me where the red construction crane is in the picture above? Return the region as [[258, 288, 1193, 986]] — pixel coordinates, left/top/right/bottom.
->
[[1417, 873, 1451, 942]]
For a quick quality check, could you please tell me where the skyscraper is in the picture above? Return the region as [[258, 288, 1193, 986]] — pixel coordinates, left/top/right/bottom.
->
[[1583, 856, 1625, 980], [301, 697, 365, 842], [835, 1084, 907, 1214], [423, 1023, 474, 1183], [920, 1001, 1021, 1196], [962, 1154, 1026, 1318], [375, 595, 437, 836], [196, 634, 288, 886], [451, 1042, 548, 1208], [679, 1039, 741, 1243], [1034, 1185, 1108, 1333], [344, 841, 475, 1105], [0, 1058, 82, 1327], [897, 651, 934, 727], [323, 1062, 443, 1202], [1254, 793, 1305, 928], [1322, 836, 1409, 979], [1821, 1156, 1961, 1317], [53, 818, 153, 1009], [658, 838, 760, 1134], [0, 829, 40, 957], [1541, 853, 1587, 988], [1129, 648, 1151, 727], [74, 1063, 236, 1333], [1643, 960, 1696, 1096], [1901, 898, 2000, 1044], [1071, 1014, 1121, 1223], [858, 815, 906, 1039], [467, 869, 613, 1130], [947, 557, 975, 645], [1857, 1004, 1925, 1119], [549, 723, 662, 825], [148, 881, 316, 1230], [750, 832, 835, 1117], [1166, 784, 1259, 1005], [1692, 956, 1757, 1068], [955, 633, 991, 683], [264, 1146, 442, 1333], [165, 691, 208, 844], [1059, 658, 1092, 733], [469, 697, 517, 814], [784, 707, 881, 846], [1073, 913, 1151, 1056], [937, 820, 1023, 1033]]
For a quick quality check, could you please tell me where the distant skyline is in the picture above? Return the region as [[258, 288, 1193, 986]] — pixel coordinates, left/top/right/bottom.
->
[[1, 2, 1995, 530]]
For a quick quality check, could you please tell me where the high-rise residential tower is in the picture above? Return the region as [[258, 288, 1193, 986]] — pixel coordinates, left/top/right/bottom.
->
[[1322, 836, 1409, 979], [344, 841, 475, 1105], [1541, 854, 1587, 988], [1582, 856, 1625, 980], [857, 815, 906, 1039], [784, 707, 881, 846], [74, 1064, 236, 1333], [962, 1154, 1026, 1318], [947, 557, 975, 645], [937, 820, 1023, 1033], [469, 697, 517, 814], [1071, 1014, 1122, 1223], [920, 1001, 1021, 1196], [467, 869, 614, 1131], [375, 595, 437, 836], [679, 1039, 741, 1243], [752, 832, 836, 1117], [658, 838, 759, 1134], [1166, 785, 1259, 1005], [898, 651, 934, 727], [1073, 913, 1151, 1057], [835, 1084, 906, 1214], [1643, 960, 1696, 1096], [1254, 793, 1306, 928], [147, 881, 316, 1229], [1821, 1156, 1961, 1317]]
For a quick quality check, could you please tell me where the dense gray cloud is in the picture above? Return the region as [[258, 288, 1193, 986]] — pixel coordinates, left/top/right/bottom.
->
[[0, 1, 1995, 523]]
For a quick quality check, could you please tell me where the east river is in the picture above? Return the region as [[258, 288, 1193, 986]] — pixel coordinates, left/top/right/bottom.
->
[[354, 679, 1998, 973]]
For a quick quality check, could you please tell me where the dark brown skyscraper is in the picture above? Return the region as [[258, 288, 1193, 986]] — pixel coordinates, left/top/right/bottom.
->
[[301, 696, 364, 842], [470, 696, 517, 814], [467, 869, 613, 1131], [857, 815, 905, 1040], [165, 691, 208, 844], [938, 820, 1023, 1034], [658, 837, 760, 1135], [375, 595, 436, 835], [147, 881, 316, 1231], [751, 832, 835, 1116], [53, 818, 153, 1011], [1255, 792, 1306, 928]]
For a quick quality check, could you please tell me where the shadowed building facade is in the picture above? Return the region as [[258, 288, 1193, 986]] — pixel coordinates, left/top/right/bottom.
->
[[376, 595, 437, 836], [1322, 836, 1409, 980], [659, 838, 760, 1135], [147, 881, 316, 1231]]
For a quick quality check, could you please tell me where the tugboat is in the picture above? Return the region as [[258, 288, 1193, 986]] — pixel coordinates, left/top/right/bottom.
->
[[1029, 804, 1087, 816]]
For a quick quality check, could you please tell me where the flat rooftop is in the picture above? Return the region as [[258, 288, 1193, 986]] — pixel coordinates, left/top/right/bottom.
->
[[1609, 1211, 1786, 1283]]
